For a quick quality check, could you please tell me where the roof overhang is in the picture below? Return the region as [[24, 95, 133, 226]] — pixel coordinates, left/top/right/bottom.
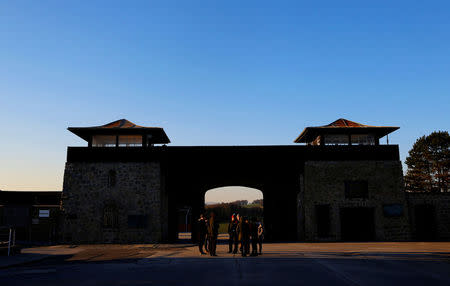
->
[[68, 119, 171, 144], [68, 127, 170, 143], [294, 126, 399, 143]]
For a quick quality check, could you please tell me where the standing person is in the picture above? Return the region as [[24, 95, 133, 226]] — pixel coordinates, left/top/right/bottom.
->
[[257, 222, 264, 255], [208, 212, 219, 256], [227, 214, 237, 253], [243, 217, 251, 256], [237, 216, 250, 257], [236, 216, 244, 256], [197, 214, 207, 255], [236, 214, 242, 253], [250, 217, 259, 256], [204, 216, 209, 253], [233, 215, 240, 254]]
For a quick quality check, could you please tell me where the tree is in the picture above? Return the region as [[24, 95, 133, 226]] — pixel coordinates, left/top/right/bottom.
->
[[205, 200, 263, 223], [251, 199, 263, 206], [405, 131, 449, 192]]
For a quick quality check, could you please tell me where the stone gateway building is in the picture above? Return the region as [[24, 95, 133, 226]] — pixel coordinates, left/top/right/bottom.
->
[[61, 118, 412, 243]]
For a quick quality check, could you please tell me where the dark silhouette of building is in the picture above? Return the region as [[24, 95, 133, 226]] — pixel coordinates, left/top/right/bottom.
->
[[59, 118, 445, 243], [0, 190, 61, 243]]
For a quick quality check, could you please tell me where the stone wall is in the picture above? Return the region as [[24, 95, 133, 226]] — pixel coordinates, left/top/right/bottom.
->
[[297, 174, 305, 241], [302, 161, 411, 241], [61, 161, 165, 243], [406, 192, 450, 240]]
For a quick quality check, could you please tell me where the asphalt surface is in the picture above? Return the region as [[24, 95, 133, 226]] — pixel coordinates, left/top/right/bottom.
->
[[1, 243, 450, 286]]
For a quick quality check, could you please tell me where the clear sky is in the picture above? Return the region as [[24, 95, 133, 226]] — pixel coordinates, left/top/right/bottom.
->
[[0, 1, 449, 202]]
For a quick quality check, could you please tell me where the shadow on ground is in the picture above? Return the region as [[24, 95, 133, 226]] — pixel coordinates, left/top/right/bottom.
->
[[5, 242, 450, 268]]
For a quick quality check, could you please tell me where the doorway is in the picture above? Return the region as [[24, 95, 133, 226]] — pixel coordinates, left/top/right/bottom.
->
[[414, 204, 436, 241], [340, 207, 375, 241]]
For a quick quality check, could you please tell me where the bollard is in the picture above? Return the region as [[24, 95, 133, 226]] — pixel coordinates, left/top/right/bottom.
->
[[8, 228, 12, 257], [13, 229, 16, 247], [185, 208, 191, 233]]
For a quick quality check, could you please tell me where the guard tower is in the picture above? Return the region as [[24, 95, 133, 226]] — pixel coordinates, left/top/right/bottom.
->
[[68, 119, 170, 147], [294, 118, 399, 146], [61, 119, 171, 243]]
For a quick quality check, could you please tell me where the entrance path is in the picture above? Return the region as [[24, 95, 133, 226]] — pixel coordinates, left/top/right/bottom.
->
[[151, 241, 450, 259], [14, 241, 450, 260], [1, 242, 450, 285]]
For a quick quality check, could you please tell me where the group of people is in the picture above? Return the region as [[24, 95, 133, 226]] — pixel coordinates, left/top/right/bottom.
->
[[197, 213, 264, 257]]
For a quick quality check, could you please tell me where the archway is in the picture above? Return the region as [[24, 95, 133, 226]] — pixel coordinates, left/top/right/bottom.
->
[[176, 186, 264, 241], [165, 146, 303, 242], [204, 186, 264, 239]]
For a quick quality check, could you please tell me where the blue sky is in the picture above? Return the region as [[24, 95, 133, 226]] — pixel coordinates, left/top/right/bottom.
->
[[0, 1, 449, 194]]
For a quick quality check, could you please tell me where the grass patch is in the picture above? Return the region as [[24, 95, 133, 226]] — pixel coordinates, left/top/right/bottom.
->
[[218, 222, 228, 234]]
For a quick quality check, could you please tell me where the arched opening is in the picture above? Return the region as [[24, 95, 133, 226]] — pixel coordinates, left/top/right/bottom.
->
[[205, 186, 263, 240], [205, 186, 263, 230], [176, 186, 264, 241]]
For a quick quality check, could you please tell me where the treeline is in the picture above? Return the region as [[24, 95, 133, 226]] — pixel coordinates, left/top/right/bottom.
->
[[205, 200, 263, 223], [405, 131, 449, 192]]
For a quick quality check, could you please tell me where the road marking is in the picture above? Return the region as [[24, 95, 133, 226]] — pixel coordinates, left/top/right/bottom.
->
[[312, 258, 362, 286], [8, 269, 57, 275]]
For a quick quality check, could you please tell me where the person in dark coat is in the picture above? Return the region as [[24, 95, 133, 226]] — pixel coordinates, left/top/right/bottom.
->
[[236, 214, 242, 253], [243, 217, 251, 256], [227, 214, 238, 253], [204, 217, 209, 253], [236, 216, 243, 255], [207, 212, 219, 256], [197, 214, 207, 255], [237, 216, 250, 257], [257, 222, 264, 254], [250, 217, 259, 256]]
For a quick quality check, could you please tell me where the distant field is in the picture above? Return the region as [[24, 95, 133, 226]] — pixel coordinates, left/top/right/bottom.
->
[[218, 222, 228, 234], [178, 232, 229, 240], [178, 222, 230, 241]]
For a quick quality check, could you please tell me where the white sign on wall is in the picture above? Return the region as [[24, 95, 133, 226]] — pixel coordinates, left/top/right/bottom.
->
[[39, 209, 50, 218]]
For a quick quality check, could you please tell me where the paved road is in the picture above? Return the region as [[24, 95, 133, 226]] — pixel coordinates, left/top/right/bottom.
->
[[1, 243, 450, 286]]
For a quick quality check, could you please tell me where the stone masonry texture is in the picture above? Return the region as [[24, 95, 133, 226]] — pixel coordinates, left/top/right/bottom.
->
[[61, 162, 164, 243], [406, 192, 450, 240], [302, 161, 411, 241]]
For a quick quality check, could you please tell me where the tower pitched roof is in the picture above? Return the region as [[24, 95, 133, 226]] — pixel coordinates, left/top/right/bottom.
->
[[322, 118, 370, 128], [99, 119, 143, 129], [68, 119, 170, 144], [294, 118, 399, 143]]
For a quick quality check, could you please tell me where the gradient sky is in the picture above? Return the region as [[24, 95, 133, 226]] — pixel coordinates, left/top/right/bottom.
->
[[205, 187, 263, 204], [0, 1, 449, 203]]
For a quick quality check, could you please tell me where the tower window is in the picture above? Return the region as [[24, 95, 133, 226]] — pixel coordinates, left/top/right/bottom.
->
[[103, 205, 118, 228], [127, 215, 148, 229], [345, 181, 368, 199], [108, 170, 116, 188]]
